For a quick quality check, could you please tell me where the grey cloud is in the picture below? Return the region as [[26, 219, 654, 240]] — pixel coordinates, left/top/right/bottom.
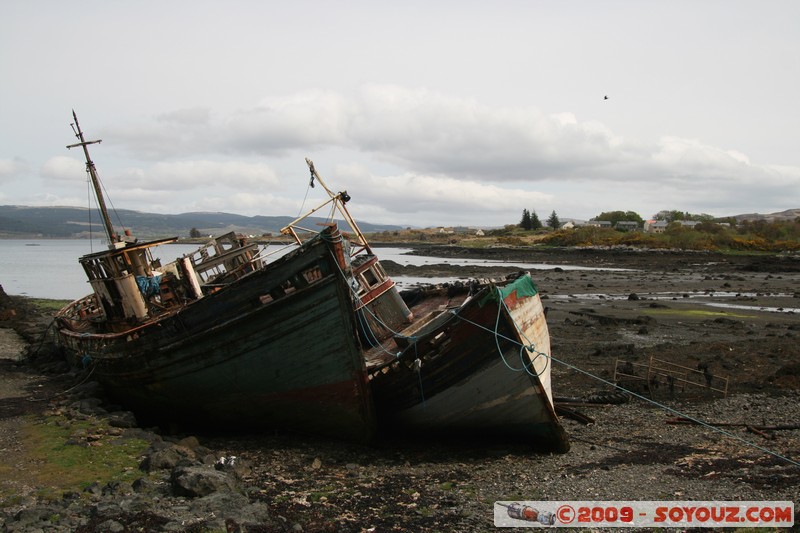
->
[[98, 86, 799, 222]]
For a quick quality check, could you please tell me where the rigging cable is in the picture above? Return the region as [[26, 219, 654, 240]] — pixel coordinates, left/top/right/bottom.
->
[[86, 169, 94, 252], [98, 177, 129, 238], [296, 179, 312, 219]]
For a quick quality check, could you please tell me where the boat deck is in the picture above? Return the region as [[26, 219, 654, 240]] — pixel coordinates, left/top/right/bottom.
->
[[363, 285, 474, 371]]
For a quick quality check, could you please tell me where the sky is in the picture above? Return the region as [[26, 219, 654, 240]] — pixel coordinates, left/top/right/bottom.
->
[[1, 1, 799, 228]]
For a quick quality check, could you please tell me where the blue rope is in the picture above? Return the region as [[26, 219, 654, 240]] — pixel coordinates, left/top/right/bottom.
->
[[447, 289, 799, 467], [552, 355, 800, 468], [454, 301, 549, 378], [454, 300, 800, 468], [326, 247, 423, 357], [490, 286, 548, 378], [357, 304, 409, 357]]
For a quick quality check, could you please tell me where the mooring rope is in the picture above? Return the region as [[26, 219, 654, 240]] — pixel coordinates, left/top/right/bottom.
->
[[29, 365, 96, 403], [324, 245, 419, 357], [28, 319, 56, 358], [554, 355, 800, 468], [492, 286, 549, 378], [455, 299, 800, 468]]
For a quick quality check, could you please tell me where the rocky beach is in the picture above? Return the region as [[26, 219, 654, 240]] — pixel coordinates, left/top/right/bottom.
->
[[1, 246, 798, 532]]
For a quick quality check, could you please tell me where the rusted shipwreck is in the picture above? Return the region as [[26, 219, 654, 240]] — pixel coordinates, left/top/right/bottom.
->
[[54, 113, 568, 451], [367, 274, 567, 450]]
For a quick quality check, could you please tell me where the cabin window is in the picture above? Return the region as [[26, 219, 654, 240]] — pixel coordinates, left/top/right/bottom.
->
[[355, 275, 369, 296], [373, 262, 388, 281], [362, 267, 379, 288], [83, 258, 111, 280], [113, 255, 129, 275]]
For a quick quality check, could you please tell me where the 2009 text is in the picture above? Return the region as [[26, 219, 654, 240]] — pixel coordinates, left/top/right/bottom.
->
[[576, 505, 633, 523]]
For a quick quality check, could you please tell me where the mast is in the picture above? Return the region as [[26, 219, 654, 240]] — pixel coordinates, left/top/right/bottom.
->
[[280, 158, 372, 255], [67, 110, 119, 245]]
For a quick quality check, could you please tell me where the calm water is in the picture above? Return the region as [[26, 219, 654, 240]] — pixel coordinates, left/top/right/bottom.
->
[[0, 240, 611, 300], [0, 240, 206, 300]]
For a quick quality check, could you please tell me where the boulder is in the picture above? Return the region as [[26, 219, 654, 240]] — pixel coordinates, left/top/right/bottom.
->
[[171, 465, 239, 497]]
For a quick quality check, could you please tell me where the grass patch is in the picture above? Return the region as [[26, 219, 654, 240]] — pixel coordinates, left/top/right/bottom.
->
[[455, 239, 494, 249], [415, 505, 435, 517], [17, 416, 149, 501], [458, 483, 477, 497], [309, 483, 338, 502], [309, 491, 335, 502], [643, 308, 755, 319], [23, 298, 72, 313]]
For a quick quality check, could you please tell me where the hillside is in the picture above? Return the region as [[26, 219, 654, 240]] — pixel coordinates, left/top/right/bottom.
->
[[733, 208, 800, 223], [0, 205, 796, 241], [0, 206, 402, 239]]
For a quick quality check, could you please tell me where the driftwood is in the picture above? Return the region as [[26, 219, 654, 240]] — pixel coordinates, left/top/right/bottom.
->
[[554, 405, 595, 425], [746, 426, 774, 440]]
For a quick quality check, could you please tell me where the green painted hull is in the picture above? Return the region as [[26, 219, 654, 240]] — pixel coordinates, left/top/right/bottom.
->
[[57, 236, 375, 442]]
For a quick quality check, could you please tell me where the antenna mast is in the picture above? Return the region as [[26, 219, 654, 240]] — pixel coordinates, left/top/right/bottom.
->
[[67, 111, 118, 245]]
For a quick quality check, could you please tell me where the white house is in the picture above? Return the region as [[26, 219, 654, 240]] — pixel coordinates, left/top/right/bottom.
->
[[647, 221, 670, 234]]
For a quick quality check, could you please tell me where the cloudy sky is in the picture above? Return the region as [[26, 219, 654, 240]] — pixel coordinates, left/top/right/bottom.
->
[[1, 1, 798, 228]]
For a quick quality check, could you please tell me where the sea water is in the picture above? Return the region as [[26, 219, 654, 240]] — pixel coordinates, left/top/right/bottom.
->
[[0, 239, 202, 300], [0, 240, 613, 300]]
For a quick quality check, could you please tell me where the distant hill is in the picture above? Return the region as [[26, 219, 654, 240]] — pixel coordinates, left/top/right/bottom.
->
[[0, 205, 796, 239], [0, 205, 403, 239], [733, 208, 800, 223]]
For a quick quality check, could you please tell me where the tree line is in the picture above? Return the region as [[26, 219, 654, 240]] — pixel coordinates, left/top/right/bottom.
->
[[519, 209, 560, 230], [517, 208, 742, 231], [513, 207, 800, 251]]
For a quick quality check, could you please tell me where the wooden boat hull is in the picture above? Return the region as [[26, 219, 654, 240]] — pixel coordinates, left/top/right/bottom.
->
[[369, 275, 569, 452], [57, 237, 375, 442]]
